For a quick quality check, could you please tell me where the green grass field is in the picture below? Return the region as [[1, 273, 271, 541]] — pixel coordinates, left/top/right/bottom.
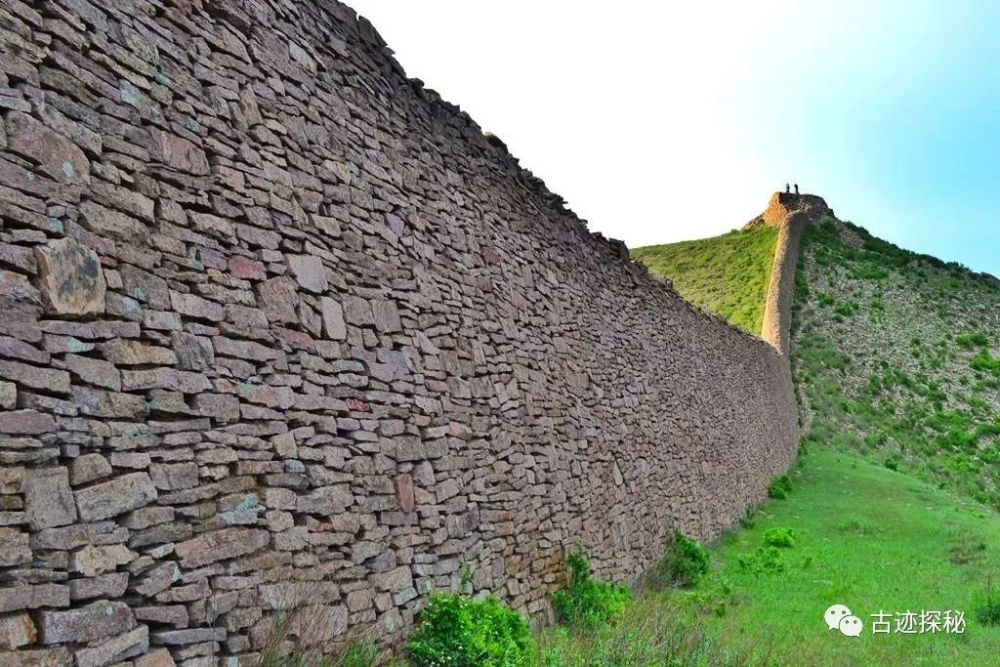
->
[[543, 447, 1000, 665], [631, 226, 779, 335]]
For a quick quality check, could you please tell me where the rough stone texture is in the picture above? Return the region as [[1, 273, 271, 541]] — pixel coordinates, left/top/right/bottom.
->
[[0, 0, 799, 663], [33, 238, 106, 317]]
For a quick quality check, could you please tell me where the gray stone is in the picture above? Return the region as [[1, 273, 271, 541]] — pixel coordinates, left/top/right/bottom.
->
[[25, 467, 76, 530], [288, 254, 328, 293], [149, 128, 209, 175], [74, 473, 158, 522], [256, 276, 299, 324], [175, 528, 270, 568], [0, 584, 69, 613], [0, 409, 55, 435], [171, 332, 215, 371], [372, 299, 402, 333], [0, 613, 36, 649], [33, 239, 106, 316], [39, 600, 136, 644], [5, 112, 89, 187], [320, 297, 347, 340], [70, 454, 112, 485], [0, 528, 31, 567], [74, 625, 149, 667]]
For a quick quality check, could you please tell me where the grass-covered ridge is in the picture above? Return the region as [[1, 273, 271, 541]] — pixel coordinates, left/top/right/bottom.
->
[[631, 225, 779, 335], [792, 218, 1000, 511]]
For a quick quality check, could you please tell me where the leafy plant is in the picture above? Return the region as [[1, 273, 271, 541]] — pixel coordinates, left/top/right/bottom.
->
[[768, 474, 793, 499], [551, 548, 632, 629], [407, 592, 535, 667], [762, 527, 796, 548], [737, 546, 786, 576], [648, 530, 710, 589]]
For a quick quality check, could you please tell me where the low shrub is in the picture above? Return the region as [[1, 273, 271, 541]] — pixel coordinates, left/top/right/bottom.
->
[[551, 548, 632, 629], [768, 475, 793, 499], [407, 592, 535, 667], [648, 530, 710, 589], [762, 527, 796, 548], [737, 546, 786, 576], [974, 581, 1000, 627]]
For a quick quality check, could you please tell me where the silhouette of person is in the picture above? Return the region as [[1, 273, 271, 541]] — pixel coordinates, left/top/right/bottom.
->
[[785, 183, 790, 194], [794, 183, 799, 195]]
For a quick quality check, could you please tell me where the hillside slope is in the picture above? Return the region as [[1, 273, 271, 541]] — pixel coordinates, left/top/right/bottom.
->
[[793, 219, 1000, 509], [631, 225, 779, 335]]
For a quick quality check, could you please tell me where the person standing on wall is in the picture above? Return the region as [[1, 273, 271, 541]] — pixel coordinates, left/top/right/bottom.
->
[[794, 183, 799, 195]]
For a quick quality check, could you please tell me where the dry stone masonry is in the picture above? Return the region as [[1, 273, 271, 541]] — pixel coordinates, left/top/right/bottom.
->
[[0, 0, 800, 664]]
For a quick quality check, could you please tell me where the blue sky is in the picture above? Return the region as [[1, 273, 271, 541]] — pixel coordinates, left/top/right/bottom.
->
[[349, 1, 1000, 276]]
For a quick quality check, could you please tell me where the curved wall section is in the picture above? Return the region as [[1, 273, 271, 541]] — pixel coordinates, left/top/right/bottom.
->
[[0, 0, 798, 662]]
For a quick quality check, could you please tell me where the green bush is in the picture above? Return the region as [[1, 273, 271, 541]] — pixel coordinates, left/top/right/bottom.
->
[[768, 475, 793, 500], [974, 581, 1000, 627], [648, 531, 710, 589], [737, 546, 787, 576], [551, 548, 632, 629], [407, 592, 535, 667], [762, 527, 796, 548]]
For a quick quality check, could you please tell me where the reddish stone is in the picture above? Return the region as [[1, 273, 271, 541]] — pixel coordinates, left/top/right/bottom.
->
[[276, 326, 316, 352], [395, 474, 415, 513], [227, 256, 266, 280], [345, 398, 371, 413]]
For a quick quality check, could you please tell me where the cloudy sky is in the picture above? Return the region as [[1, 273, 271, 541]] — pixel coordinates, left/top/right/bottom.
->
[[348, 1, 1000, 275]]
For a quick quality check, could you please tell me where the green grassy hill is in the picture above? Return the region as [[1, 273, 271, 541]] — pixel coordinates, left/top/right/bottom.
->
[[631, 226, 779, 335], [793, 218, 1000, 511]]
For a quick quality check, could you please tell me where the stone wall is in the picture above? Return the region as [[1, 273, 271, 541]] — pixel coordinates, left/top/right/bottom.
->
[[0, 0, 799, 664], [755, 193, 834, 354]]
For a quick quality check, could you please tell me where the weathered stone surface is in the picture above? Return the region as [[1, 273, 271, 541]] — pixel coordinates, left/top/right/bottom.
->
[[135, 648, 177, 667], [38, 600, 135, 644], [372, 299, 402, 333], [0, 410, 55, 435], [0, 584, 69, 613], [33, 239, 106, 316], [149, 463, 199, 491], [149, 128, 209, 175], [0, 613, 36, 649], [74, 625, 148, 667], [0, 648, 71, 667], [69, 454, 112, 485], [288, 254, 327, 293], [171, 332, 215, 371], [5, 112, 89, 186], [320, 297, 346, 340], [99, 340, 177, 366], [0, 382, 15, 410], [24, 468, 76, 530], [71, 544, 134, 577], [255, 276, 298, 324], [0, 529, 31, 567], [174, 528, 270, 568], [0, 361, 70, 394], [169, 291, 224, 322], [64, 353, 120, 391], [74, 473, 157, 522], [0, 270, 42, 342], [0, 2, 802, 662], [395, 474, 416, 513]]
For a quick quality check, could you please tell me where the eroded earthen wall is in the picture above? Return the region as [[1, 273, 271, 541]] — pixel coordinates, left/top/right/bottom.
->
[[0, 0, 799, 663]]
